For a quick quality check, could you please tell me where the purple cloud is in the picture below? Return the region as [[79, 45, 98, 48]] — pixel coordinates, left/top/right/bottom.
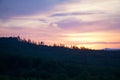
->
[[78, 42, 120, 44], [56, 18, 120, 32], [0, 0, 66, 19], [56, 18, 97, 32]]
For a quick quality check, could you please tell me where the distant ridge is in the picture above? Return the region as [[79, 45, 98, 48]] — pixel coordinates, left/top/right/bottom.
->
[[103, 48, 120, 51]]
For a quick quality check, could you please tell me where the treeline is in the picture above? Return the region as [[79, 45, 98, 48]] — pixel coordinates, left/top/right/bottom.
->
[[0, 37, 120, 80], [12, 36, 92, 50]]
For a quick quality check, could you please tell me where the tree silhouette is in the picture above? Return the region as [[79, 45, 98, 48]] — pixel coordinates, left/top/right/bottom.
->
[[39, 41, 44, 45]]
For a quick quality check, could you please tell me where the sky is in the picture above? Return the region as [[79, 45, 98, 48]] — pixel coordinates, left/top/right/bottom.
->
[[0, 0, 120, 49]]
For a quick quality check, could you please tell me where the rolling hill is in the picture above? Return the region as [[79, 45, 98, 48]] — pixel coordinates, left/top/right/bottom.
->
[[0, 37, 120, 80]]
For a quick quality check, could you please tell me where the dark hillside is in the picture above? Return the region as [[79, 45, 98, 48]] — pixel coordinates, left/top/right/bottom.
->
[[0, 37, 120, 80]]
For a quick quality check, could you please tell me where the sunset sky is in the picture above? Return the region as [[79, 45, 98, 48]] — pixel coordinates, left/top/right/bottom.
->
[[0, 0, 120, 49]]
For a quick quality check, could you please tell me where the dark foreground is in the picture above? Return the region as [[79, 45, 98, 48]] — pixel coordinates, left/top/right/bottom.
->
[[0, 37, 120, 80]]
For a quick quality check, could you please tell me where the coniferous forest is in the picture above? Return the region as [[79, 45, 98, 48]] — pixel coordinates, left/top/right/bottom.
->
[[0, 37, 120, 80]]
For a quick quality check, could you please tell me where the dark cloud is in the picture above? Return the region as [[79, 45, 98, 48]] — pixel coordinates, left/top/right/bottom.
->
[[51, 13, 69, 17], [39, 19, 48, 23], [50, 11, 105, 17]]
